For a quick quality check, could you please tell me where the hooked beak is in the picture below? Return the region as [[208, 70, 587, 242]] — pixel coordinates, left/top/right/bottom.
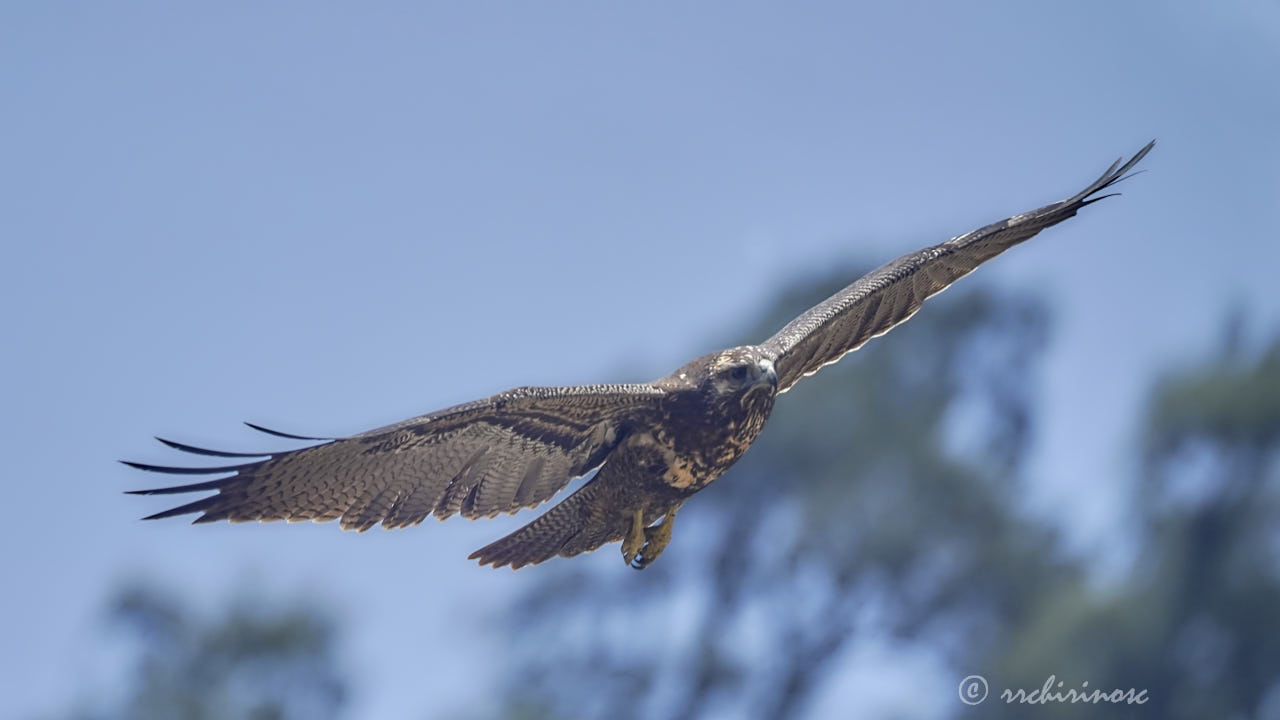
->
[[745, 358, 777, 397], [740, 359, 777, 408], [756, 357, 777, 387]]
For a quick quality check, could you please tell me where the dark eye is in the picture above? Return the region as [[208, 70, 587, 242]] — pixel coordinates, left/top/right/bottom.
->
[[731, 366, 749, 382]]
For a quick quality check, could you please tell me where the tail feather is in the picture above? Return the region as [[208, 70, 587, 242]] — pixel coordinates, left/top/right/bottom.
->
[[469, 480, 624, 569]]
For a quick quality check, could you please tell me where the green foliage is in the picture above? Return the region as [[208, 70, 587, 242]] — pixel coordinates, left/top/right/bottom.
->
[[60, 582, 348, 720], [1144, 338, 1280, 461]]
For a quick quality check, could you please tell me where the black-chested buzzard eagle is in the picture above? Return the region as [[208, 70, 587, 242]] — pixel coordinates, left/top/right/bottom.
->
[[127, 142, 1153, 569]]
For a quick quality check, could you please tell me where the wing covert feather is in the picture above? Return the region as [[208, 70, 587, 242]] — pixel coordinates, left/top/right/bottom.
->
[[126, 383, 665, 530], [761, 141, 1153, 392]]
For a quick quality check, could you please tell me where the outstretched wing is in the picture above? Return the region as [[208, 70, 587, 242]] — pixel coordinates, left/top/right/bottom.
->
[[126, 384, 665, 530], [761, 141, 1153, 392]]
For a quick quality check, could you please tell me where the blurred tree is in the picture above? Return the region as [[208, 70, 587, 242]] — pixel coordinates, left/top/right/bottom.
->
[[57, 582, 348, 720], [497, 267, 1073, 719], [985, 323, 1280, 719]]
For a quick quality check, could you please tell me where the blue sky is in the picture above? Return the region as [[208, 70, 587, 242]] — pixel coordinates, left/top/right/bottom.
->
[[3, 2, 1278, 717]]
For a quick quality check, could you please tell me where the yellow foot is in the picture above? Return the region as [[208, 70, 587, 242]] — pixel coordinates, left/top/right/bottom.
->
[[621, 508, 646, 566], [631, 503, 682, 570]]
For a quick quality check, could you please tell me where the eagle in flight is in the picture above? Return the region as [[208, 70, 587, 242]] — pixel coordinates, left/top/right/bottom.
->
[[128, 142, 1153, 570]]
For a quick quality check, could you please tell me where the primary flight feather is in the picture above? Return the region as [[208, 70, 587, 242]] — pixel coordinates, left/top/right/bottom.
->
[[128, 141, 1154, 570]]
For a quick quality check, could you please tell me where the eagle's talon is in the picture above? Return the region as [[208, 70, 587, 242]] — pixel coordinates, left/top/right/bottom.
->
[[635, 547, 653, 568], [621, 508, 646, 566], [631, 546, 655, 570], [628, 504, 681, 570]]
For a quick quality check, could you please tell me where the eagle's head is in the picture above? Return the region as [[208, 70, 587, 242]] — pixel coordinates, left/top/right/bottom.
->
[[705, 346, 777, 397], [659, 346, 778, 408]]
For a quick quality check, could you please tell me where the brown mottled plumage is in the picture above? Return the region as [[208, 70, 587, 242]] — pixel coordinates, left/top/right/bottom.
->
[[127, 142, 1153, 569]]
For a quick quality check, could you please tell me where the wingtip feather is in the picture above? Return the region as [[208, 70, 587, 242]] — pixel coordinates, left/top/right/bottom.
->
[[119, 459, 251, 475], [243, 422, 332, 441], [154, 436, 269, 458], [125, 477, 236, 496], [139, 495, 222, 521], [1075, 140, 1156, 205]]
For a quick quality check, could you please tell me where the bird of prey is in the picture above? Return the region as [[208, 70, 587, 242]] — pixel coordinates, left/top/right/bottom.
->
[[127, 141, 1153, 570]]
